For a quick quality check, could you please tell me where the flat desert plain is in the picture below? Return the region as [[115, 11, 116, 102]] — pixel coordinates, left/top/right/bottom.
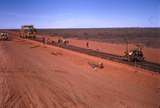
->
[[0, 30, 159, 108]]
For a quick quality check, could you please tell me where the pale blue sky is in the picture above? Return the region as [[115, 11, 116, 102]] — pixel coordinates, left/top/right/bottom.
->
[[0, 0, 159, 28]]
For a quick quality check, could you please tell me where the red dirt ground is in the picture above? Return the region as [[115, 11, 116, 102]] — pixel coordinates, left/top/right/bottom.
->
[[0, 34, 160, 108]]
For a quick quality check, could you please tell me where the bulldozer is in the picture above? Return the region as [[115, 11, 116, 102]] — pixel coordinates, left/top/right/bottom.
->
[[0, 32, 9, 41], [124, 45, 144, 62], [20, 25, 37, 39]]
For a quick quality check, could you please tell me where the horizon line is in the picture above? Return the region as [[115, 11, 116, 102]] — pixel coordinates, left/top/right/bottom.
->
[[0, 27, 160, 29]]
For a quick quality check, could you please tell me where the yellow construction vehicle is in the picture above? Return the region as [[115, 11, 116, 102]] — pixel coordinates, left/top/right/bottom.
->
[[20, 25, 37, 39], [124, 45, 144, 62]]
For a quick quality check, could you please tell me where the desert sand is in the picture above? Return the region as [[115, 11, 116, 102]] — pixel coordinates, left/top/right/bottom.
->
[[0, 34, 160, 108]]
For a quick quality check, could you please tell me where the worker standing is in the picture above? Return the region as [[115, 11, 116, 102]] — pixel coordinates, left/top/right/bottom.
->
[[86, 41, 89, 48], [42, 37, 45, 44], [42, 37, 46, 45]]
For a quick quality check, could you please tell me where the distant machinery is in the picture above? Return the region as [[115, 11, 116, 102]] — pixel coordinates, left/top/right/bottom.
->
[[51, 38, 69, 46], [20, 25, 37, 39], [124, 45, 144, 62], [123, 36, 144, 62], [0, 32, 9, 41]]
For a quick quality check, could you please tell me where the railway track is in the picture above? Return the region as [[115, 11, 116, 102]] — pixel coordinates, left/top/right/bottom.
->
[[33, 38, 160, 73]]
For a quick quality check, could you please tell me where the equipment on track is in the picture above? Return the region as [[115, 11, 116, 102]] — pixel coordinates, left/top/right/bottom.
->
[[124, 48, 144, 62], [30, 37, 160, 73]]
